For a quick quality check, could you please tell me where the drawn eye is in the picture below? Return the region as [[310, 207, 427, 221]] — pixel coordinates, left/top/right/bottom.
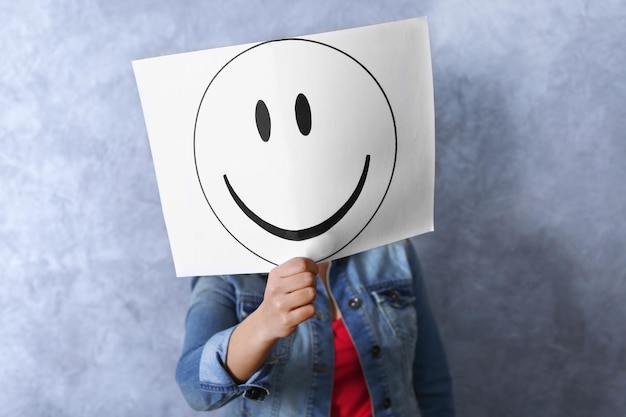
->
[[295, 93, 311, 136], [255, 99, 271, 142]]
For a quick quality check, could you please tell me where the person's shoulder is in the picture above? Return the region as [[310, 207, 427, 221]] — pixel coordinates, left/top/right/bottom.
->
[[351, 239, 415, 263], [192, 272, 267, 286], [192, 272, 269, 294], [339, 239, 417, 282]]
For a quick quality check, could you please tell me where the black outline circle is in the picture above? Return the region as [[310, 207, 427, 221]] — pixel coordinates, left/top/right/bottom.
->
[[194, 38, 398, 265]]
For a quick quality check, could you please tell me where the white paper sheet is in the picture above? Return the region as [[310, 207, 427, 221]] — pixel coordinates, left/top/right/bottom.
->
[[132, 17, 435, 276]]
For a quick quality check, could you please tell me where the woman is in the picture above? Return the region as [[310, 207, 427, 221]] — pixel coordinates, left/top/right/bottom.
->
[[176, 239, 455, 416]]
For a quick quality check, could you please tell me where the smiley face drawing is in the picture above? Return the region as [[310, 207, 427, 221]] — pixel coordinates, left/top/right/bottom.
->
[[194, 38, 397, 265]]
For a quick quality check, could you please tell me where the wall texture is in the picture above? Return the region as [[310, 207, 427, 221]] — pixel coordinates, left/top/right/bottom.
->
[[1, 1, 624, 416]]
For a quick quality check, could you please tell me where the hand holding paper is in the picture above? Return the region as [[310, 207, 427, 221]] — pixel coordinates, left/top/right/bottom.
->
[[225, 257, 319, 383]]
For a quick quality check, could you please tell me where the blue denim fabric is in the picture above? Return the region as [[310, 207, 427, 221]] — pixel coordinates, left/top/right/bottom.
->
[[176, 240, 455, 416]]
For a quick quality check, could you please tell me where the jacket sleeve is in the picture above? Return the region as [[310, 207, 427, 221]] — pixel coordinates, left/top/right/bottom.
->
[[175, 276, 272, 411], [407, 243, 456, 416]]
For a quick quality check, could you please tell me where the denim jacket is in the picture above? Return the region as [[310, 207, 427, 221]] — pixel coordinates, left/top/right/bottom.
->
[[176, 240, 455, 416]]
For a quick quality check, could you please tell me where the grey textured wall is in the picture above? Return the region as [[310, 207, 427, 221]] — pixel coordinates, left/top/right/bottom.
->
[[1, 1, 624, 416]]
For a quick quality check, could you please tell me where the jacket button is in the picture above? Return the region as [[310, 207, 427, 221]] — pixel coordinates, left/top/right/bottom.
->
[[347, 297, 361, 309], [382, 397, 392, 409], [371, 345, 381, 357], [388, 289, 400, 302], [244, 387, 267, 401]]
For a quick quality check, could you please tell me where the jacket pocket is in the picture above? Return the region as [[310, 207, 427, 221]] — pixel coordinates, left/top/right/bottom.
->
[[238, 294, 264, 321], [370, 282, 417, 341]]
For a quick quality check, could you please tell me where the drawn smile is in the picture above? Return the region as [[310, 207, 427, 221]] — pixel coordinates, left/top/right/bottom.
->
[[224, 155, 370, 241]]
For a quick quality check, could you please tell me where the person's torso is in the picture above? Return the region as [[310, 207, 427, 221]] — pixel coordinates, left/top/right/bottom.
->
[[221, 241, 422, 417]]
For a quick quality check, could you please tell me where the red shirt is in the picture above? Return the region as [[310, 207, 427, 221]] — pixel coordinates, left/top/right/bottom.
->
[[331, 318, 373, 417]]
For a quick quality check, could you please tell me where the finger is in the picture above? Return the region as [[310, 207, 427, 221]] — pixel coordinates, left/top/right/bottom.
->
[[272, 285, 316, 313], [271, 257, 318, 278], [286, 303, 316, 326], [279, 271, 317, 294], [264, 271, 316, 301], [287, 285, 317, 308]]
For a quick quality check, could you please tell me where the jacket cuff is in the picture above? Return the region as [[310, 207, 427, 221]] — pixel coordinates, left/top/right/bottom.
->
[[198, 326, 272, 400]]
